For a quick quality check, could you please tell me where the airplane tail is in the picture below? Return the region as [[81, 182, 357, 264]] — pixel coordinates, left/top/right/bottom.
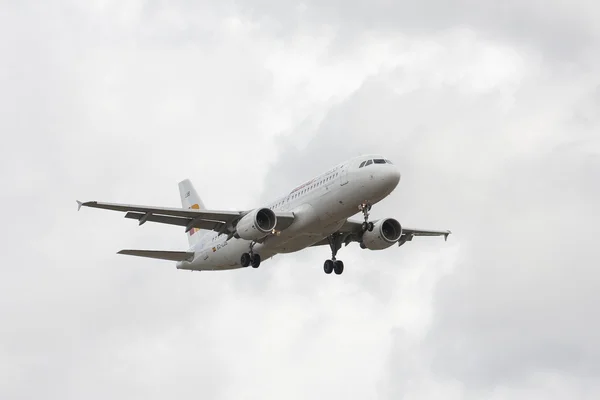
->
[[178, 179, 209, 247]]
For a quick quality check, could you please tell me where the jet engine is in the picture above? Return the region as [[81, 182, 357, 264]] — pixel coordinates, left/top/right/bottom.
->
[[235, 208, 277, 241], [361, 218, 402, 250]]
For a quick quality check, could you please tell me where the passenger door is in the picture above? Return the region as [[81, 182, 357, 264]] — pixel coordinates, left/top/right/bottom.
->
[[339, 164, 349, 186]]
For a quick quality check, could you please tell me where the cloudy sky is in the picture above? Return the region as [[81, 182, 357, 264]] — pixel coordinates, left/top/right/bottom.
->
[[1, 0, 599, 399]]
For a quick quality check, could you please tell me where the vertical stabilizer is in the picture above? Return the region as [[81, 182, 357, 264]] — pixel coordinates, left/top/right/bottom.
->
[[178, 179, 208, 247]]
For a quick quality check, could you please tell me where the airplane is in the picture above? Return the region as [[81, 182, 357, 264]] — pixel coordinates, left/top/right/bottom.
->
[[77, 154, 451, 275]]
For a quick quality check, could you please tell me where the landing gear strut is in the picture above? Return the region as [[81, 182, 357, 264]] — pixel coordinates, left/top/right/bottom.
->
[[323, 234, 345, 275], [359, 202, 374, 232], [241, 241, 261, 268]]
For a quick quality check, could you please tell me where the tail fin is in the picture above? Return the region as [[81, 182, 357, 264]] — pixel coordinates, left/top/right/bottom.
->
[[178, 179, 209, 247]]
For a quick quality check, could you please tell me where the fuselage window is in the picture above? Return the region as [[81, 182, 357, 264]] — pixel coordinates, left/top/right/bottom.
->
[[366, 160, 373, 166]]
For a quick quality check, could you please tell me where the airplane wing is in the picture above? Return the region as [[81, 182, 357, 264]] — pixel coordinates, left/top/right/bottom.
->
[[117, 249, 195, 262], [312, 219, 451, 247], [77, 201, 295, 234]]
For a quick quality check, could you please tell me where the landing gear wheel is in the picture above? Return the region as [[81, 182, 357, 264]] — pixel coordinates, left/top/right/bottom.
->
[[241, 253, 251, 268], [251, 253, 261, 268], [360, 202, 374, 232], [333, 260, 344, 275], [324, 259, 334, 274]]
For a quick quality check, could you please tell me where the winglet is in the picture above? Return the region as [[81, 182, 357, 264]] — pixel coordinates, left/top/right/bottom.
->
[[444, 230, 452, 241], [76, 200, 83, 211]]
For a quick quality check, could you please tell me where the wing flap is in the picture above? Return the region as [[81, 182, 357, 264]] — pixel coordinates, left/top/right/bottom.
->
[[124, 212, 225, 231], [117, 249, 195, 262]]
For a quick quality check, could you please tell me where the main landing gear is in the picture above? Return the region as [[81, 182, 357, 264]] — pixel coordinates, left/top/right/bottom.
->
[[323, 259, 344, 275], [241, 241, 261, 268], [359, 202, 374, 233], [324, 233, 345, 275], [322, 202, 375, 276]]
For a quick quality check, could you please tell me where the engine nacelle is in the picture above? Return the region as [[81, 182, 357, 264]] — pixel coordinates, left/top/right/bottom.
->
[[362, 218, 402, 250], [235, 208, 277, 241]]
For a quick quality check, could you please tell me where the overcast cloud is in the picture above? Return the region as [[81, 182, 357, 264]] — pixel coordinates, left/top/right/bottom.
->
[[1, 1, 599, 399]]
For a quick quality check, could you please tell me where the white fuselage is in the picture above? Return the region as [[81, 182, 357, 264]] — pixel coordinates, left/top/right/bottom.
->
[[176, 156, 401, 271]]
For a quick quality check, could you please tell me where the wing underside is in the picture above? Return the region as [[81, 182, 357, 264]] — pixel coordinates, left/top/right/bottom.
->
[[312, 219, 451, 247], [78, 201, 295, 234]]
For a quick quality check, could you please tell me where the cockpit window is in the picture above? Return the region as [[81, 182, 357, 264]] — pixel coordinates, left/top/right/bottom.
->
[[359, 161, 366, 168], [385, 159, 393, 164], [365, 159, 373, 166], [373, 159, 386, 164]]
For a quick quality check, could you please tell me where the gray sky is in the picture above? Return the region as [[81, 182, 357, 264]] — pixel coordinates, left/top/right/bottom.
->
[[1, 1, 599, 399]]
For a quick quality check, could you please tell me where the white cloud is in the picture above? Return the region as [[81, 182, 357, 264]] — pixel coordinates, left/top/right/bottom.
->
[[1, 1, 599, 399]]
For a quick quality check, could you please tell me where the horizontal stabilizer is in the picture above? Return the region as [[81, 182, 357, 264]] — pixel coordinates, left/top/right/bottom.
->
[[117, 249, 195, 262]]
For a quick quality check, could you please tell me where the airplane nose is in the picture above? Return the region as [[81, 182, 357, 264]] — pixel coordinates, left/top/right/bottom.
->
[[388, 167, 401, 188]]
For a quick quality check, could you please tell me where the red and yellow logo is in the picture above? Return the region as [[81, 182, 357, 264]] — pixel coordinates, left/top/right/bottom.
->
[[188, 204, 200, 236]]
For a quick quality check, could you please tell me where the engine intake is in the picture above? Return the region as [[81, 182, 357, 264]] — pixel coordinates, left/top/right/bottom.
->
[[362, 218, 402, 250], [236, 208, 277, 241]]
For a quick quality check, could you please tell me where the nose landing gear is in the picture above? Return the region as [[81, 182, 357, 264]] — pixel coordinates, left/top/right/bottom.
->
[[359, 202, 374, 232]]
